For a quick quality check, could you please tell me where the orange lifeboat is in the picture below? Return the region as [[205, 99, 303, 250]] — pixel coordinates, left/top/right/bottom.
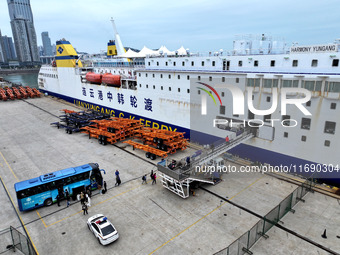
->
[[102, 73, 121, 87], [86, 72, 102, 84]]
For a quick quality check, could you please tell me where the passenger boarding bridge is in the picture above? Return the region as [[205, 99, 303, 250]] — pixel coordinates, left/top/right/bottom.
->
[[157, 128, 256, 198]]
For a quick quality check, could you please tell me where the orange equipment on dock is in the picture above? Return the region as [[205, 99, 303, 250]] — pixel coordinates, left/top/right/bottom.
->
[[18, 86, 28, 98], [12, 87, 22, 99], [81, 118, 143, 144], [0, 88, 8, 101], [53, 109, 189, 159], [0, 86, 41, 101], [25, 86, 35, 98], [5, 87, 15, 100], [32, 88, 41, 97], [123, 140, 168, 160], [134, 127, 188, 154]]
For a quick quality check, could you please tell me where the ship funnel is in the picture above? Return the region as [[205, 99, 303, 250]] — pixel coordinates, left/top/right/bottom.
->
[[110, 18, 126, 56], [55, 40, 83, 68]]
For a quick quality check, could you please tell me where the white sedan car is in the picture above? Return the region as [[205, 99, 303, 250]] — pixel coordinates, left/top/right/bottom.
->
[[87, 214, 119, 245]]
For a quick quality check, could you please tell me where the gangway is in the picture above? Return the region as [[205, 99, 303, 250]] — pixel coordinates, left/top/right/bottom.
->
[[192, 132, 254, 167], [157, 130, 255, 198]]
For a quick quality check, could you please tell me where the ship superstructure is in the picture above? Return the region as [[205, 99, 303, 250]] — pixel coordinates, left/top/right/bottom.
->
[[38, 24, 340, 184]]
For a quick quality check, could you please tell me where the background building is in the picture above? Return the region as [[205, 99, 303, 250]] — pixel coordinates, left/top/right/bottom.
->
[[38, 45, 44, 56], [41, 31, 52, 56], [7, 0, 40, 65], [0, 30, 6, 63], [2, 35, 17, 61], [51, 43, 56, 55]]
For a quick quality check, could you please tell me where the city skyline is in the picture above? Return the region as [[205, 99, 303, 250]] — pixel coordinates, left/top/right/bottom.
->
[[7, 0, 40, 64], [0, 0, 340, 54]]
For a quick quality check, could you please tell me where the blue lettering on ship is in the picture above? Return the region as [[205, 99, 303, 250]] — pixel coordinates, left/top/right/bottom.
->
[[73, 98, 182, 133]]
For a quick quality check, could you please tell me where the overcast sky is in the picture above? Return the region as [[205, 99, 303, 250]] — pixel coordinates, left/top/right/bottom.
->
[[0, 0, 339, 54]]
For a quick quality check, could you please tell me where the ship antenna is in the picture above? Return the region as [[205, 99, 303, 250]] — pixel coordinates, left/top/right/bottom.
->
[[110, 18, 125, 56]]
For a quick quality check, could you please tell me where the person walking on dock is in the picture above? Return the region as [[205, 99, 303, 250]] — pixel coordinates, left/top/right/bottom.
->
[[103, 181, 107, 193], [82, 203, 88, 215], [115, 176, 121, 186], [152, 173, 157, 185], [142, 174, 147, 184], [86, 195, 91, 207], [115, 169, 120, 178], [56, 194, 61, 207], [80, 191, 85, 204], [225, 136, 229, 143], [86, 187, 92, 198], [65, 190, 70, 207]]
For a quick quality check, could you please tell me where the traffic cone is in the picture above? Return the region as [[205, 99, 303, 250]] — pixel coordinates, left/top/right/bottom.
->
[[321, 229, 327, 239]]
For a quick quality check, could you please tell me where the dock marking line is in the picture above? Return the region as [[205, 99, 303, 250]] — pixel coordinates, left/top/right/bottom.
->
[[0, 151, 18, 180], [36, 210, 48, 228], [0, 175, 39, 255], [149, 176, 264, 255], [45, 185, 140, 227]]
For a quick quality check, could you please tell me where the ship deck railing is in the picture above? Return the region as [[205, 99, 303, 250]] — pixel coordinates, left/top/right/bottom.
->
[[146, 49, 291, 59]]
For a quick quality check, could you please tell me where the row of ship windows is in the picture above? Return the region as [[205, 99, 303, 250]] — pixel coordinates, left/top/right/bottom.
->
[[200, 89, 338, 110], [96, 70, 129, 75], [238, 59, 339, 68], [247, 78, 340, 92], [266, 96, 337, 110], [220, 107, 338, 132], [147, 59, 340, 68], [140, 73, 340, 93], [42, 73, 58, 78], [281, 118, 336, 134], [283, 133, 332, 147], [148, 60, 217, 67], [139, 83, 190, 93], [139, 73, 240, 83], [220, 106, 337, 134]]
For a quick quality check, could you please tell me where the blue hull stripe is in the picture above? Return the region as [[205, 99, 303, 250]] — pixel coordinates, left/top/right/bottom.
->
[[40, 89, 340, 186], [190, 129, 340, 185], [39, 89, 191, 137]]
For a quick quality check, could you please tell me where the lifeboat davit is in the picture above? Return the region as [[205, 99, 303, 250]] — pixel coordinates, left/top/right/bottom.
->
[[86, 72, 102, 84], [102, 73, 121, 87]]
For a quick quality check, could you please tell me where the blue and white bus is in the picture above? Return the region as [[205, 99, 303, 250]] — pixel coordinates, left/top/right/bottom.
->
[[14, 163, 103, 211]]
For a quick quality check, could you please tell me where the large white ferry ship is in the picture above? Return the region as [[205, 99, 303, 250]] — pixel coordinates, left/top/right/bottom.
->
[[38, 20, 340, 185]]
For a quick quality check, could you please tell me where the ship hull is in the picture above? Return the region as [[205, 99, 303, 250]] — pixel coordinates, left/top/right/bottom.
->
[[40, 87, 340, 186]]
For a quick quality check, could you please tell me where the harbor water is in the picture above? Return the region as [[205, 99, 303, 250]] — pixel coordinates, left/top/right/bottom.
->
[[2, 73, 38, 88]]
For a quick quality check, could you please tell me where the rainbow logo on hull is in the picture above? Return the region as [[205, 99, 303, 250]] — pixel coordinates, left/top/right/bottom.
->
[[196, 82, 222, 106]]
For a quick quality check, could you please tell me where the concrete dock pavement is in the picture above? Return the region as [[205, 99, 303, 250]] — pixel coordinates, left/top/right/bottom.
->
[[0, 97, 339, 255]]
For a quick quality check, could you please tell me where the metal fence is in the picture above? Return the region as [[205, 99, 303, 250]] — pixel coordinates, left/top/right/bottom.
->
[[215, 178, 314, 255], [0, 226, 37, 255]]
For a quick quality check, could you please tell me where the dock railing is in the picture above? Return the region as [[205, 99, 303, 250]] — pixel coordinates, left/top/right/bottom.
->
[[214, 176, 315, 255], [0, 226, 37, 255]]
